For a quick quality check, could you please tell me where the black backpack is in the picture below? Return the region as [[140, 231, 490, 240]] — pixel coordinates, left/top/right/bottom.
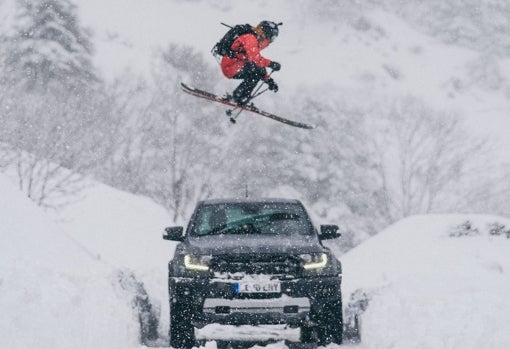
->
[[212, 24, 254, 58]]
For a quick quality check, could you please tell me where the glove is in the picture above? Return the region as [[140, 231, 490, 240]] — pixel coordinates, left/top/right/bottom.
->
[[268, 61, 281, 71], [266, 78, 278, 92]]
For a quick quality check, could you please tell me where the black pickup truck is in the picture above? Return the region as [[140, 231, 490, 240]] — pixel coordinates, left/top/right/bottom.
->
[[163, 198, 343, 348]]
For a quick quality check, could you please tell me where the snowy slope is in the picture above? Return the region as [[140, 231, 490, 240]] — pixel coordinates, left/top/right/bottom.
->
[[0, 174, 140, 349], [342, 214, 510, 349]]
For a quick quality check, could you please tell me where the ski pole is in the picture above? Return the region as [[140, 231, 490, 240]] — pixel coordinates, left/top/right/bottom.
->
[[228, 107, 244, 124], [250, 86, 269, 99], [249, 69, 274, 101]]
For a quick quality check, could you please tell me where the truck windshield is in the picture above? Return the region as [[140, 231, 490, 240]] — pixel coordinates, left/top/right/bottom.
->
[[189, 202, 314, 237]]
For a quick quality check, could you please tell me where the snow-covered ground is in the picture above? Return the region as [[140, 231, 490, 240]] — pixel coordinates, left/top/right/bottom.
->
[[2, 172, 510, 348], [0, 174, 140, 349], [341, 215, 510, 349], [50, 179, 177, 326]]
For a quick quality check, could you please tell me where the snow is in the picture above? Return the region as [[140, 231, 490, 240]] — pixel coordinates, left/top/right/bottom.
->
[[0, 174, 140, 349], [2, 171, 510, 348], [342, 214, 510, 349], [49, 179, 177, 339]]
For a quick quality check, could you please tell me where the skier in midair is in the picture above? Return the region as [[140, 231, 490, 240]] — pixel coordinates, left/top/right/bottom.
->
[[219, 21, 282, 105], [182, 21, 313, 128]]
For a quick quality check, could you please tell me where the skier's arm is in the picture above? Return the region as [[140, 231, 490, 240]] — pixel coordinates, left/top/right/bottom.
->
[[239, 35, 271, 67]]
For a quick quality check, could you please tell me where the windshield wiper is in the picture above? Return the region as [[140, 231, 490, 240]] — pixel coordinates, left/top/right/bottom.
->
[[201, 212, 301, 236]]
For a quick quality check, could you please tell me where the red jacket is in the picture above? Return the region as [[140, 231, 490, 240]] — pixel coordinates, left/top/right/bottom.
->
[[221, 33, 271, 78]]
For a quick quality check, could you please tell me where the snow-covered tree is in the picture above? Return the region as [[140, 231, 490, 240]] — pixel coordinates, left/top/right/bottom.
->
[[383, 0, 510, 56], [0, 1, 118, 208], [6, 0, 97, 90]]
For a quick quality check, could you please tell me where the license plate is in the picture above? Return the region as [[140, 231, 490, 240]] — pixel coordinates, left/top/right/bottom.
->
[[234, 280, 281, 294]]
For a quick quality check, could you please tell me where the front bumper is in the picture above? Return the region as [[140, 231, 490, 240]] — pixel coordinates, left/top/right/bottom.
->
[[169, 275, 341, 327], [201, 296, 310, 326]]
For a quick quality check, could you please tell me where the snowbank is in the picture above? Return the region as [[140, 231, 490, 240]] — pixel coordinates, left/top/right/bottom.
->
[[0, 175, 140, 349], [50, 180, 177, 338], [342, 214, 510, 349]]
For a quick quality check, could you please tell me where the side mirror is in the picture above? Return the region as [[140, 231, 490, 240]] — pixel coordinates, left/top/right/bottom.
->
[[319, 225, 341, 240], [163, 226, 184, 242]]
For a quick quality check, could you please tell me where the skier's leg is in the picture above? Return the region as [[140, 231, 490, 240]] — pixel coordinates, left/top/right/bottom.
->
[[232, 62, 266, 105]]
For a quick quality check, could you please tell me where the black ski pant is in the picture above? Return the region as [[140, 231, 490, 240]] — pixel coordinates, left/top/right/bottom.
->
[[232, 62, 266, 104]]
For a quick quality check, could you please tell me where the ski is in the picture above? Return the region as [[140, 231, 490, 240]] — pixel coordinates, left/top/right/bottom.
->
[[181, 83, 316, 130]]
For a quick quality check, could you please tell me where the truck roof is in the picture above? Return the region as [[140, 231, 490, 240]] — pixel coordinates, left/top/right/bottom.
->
[[199, 197, 302, 206]]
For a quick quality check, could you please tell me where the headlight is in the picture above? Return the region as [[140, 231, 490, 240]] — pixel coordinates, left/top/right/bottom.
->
[[300, 253, 328, 270], [184, 254, 211, 271]]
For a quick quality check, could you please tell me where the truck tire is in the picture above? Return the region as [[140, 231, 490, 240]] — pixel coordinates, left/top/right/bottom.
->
[[169, 300, 195, 348], [300, 325, 315, 343], [316, 298, 343, 345]]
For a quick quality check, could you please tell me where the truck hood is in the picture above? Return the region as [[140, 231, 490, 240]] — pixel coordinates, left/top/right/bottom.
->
[[182, 234, 324, 256]]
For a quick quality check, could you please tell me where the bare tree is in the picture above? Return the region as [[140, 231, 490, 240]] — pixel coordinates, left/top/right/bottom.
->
[[276, 90, 383, 238], [91, 73, 155, 194], [370, 97, 490, 223], [146, 45, 229, 222], [213, 87, 384, 242], [101, 45, 229, 223], [0, 75, 117, 208], [0, 147, 86, 208]]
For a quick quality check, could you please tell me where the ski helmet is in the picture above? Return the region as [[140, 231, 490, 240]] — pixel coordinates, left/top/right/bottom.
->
[[259, 21, 281, 42]]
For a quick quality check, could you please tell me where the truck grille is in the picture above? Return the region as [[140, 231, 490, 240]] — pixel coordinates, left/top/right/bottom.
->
[[210, 253, 301, 275]]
